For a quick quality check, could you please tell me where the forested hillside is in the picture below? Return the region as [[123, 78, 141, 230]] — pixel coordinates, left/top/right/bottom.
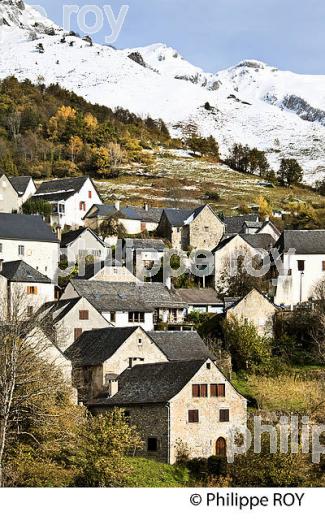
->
[[0, 77, 174, 179]]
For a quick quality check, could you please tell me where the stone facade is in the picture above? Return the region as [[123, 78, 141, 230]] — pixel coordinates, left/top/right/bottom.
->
[[226, 289, 277, 336], [72, 328, 168, 401], [92, 360, 247, 464]]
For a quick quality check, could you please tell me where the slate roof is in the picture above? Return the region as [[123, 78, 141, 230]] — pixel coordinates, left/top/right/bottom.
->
[[148, 331, 212, 361], [162, 206, 208, 228], [69, 280, 186, 312], [65, 327, 139, 366], [223, 214, 259, 235], [225, 288, 277, 312], [275, 230, 325, 255], [35, 176, 89, 195], [0, 214, 59, 243], [173, 288, 222, 305], [125, 238, 166, 251], [0, 260, 52, 283], [242, 233, 276, 250], [90, 359, 207, 406], [76, 260, 124, 280], [60, 227, 106, 248], [9, 176, 33, 195], [36, 298, 82, 324], [243, 221, 262, 229], [85, 204, 164, 223]]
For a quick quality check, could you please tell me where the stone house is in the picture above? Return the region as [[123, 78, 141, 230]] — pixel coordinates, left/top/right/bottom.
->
[[0, 213, 59, 280], [67, 328, 212, 402], [89, 358, 247, 464], [213, 233, 275, 291], [0, 173, 36, 213], [83, 202, 164, 236], [32, 176, 102, 229], [124, 238, 166, 277], [225, 288, 278, 337], [156, 205, 225, 251], [37, 296, 110, 351], [61, 279, 187, 330], [0, 260, 55, 319], [274, 230, 325, 308], [60, 227, 108, 264]]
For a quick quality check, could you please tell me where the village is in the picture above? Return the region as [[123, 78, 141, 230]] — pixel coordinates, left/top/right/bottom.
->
[[0, 171, 324, 466]]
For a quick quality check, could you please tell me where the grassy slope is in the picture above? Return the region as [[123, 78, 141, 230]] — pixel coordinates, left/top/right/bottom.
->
[[96, 151, 325, 220]]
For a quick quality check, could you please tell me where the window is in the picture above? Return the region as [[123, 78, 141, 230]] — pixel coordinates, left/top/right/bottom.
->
[[128, 312, 145, 323], [192, 384, 208, 398], [216, 437, 227, 457], [297, 260, 305, 272], [322, 261, 325, 272], [27, 306, 34, 317], [88, 191, 92, 199], [211, 384, 226, 398], [27, 286, 38, 295], [138, 338, 143, 345], [0, 243, 2, 253], [147, 437, 159, 452], [188, 410, 199, 423], [74, 328, 82, 341], [219, 409, 230, 422], [79, 310, 89, 320], [204, 226, 209, 232], [79, 201, 86, 211], [110, 312, 116, 323], [18, 245, 25, 256]]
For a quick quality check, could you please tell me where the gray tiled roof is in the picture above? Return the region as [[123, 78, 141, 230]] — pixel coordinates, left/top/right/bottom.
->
[[65, 327, 139, 366], [70, 280, 186, 312], [162, 206, 207, 227], [36, 298, 81, 324], [0, 214, 59, 243], [224, 214, 259, 235], [242, 233, 276, 251], [276, 230, 325, 255], [86, 204, 164, 223], [148, 331, 213, 361], [90, 359, 207, 406], [173, 288, 222, 305], [0, 260, 51, 283], [125, 238, 166, 251], [9, 176, 33, 195], [35, 176, 89, 195]]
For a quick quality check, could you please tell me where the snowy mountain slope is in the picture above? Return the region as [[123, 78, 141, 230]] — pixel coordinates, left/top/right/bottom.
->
[[1, 1, 325, 184]]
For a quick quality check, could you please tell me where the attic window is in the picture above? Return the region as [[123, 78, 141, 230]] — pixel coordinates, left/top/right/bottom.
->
[[88, 191, 92, 199], [138, 338, 143, 345], [322, 261, 325, 272], [206, 362, 211, 369], [79, 310, 89, 320], [211, 384, 226, 398], [192, 384, 208, 398]]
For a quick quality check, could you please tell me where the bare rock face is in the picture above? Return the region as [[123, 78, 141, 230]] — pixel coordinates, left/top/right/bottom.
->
[[128, 51, 146, 68]]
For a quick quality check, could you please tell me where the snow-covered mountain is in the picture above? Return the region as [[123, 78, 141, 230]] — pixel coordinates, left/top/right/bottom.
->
[[1, 1, 325, 184]]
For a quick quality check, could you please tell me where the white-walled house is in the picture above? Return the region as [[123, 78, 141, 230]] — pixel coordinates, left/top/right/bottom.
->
[[61, 279, 187, 330], [83, 202, 164, 235], [0, 173, 36, 213], [0, 213, 59, 280], [274, 230, 325, 307], [0, 260, 55, 318], [60, 227, 108, 264], [37, 296, 111, 351], [77, 261, 139, 283], [32, 176, 102, 229], [213, 233, 275, 290]]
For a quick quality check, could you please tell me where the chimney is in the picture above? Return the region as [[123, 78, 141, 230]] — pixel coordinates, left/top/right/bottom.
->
[[108, 379, 119, 397], [265, 216, 270, 222], [115, 200, 121, 211], [56, 226, 62, 242], [164, 275, 172, 290], [144, 203, 149, 212]]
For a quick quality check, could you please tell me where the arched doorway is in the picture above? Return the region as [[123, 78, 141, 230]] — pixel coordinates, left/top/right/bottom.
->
[[216, 437, 227, 457]]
